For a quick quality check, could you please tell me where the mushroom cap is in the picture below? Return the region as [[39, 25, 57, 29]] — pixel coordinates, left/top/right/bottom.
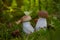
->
[[21, 15, 32, 22], [11, 29, 20, 37], [38, 10, 48, 18]]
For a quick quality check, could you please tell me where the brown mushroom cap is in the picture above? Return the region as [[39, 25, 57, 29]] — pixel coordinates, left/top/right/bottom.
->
[[11, 29, 20, 37], [38, 10, 48, 18], [21, 15, 32, 22]]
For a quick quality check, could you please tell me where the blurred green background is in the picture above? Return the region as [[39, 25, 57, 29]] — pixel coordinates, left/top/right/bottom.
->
[[0, 0, 60, 40]]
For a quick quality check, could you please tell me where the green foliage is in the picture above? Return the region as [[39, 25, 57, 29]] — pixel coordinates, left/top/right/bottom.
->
[[0, 0, 60, 40]]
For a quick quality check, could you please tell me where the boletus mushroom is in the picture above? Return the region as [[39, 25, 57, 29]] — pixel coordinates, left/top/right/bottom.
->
[[35, 10, 48, 31], [21, 15, 34, 34]]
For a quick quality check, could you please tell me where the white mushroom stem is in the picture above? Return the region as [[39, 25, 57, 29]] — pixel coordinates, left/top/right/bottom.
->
[[35, 18, 47, 31], [23, 21, 34, 34]]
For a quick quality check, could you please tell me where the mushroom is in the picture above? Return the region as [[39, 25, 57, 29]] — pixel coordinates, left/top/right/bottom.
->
[[35, 10, 48, 31], [22, 15, 34, 34], [11, 29, 20, 37]]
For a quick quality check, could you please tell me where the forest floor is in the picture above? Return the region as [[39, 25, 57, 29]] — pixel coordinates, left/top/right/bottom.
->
[[0, 17, 60, 40]]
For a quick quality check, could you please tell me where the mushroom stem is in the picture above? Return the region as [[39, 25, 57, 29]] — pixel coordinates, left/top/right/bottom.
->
[[23, 21, 34, 34], [35, 18, 47, 31]]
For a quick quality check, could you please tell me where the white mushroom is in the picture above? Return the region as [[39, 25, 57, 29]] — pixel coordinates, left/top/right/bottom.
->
[[22, 16, 34, 34], [35, 10, 48, 31]]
